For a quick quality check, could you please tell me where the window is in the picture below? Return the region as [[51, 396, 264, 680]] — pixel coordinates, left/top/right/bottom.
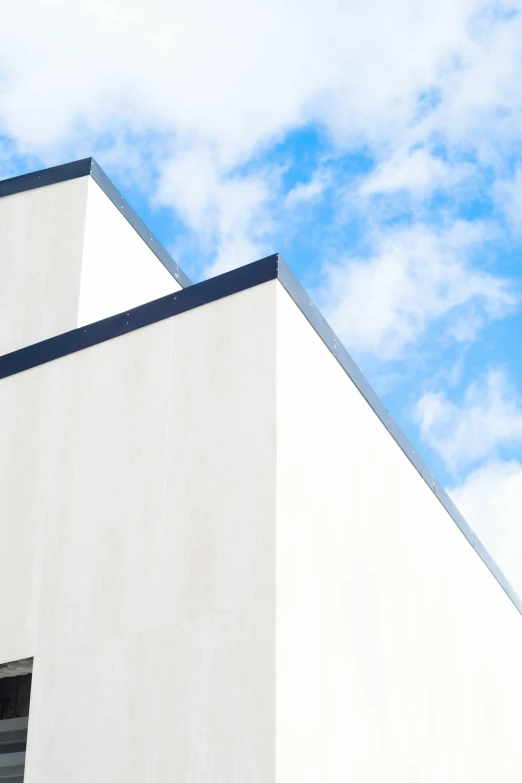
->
[[0, 659, 33, 782]]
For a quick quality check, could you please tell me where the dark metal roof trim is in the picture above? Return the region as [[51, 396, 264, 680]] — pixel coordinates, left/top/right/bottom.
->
[[0, 158, 191, 288], [0, 158, 92, 197], [0, 252, 519, 616], [0, 254, 278, 381]]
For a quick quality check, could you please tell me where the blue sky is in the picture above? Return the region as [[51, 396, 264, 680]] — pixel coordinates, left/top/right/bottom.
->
[[2, 0, 522, 590]]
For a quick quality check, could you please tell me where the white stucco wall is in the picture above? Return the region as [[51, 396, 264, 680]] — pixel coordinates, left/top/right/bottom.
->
[[0, 176, 182, 356], [3, 270, 521, 782], [0, 282, 276, 783], [0, 178, 89, 355], [275, 283, 522, 782]]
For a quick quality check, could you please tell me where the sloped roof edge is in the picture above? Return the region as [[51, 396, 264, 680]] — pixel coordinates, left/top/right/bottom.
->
[[0, 251, 519, 617], [0, 158, 191, 288]]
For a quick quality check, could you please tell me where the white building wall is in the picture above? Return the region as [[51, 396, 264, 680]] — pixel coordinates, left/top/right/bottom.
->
[[0, 178, 89, 355], [0, 282, 277, 783], [0, 176, 182, 356], [3, 268, 522, 782], [275, 283, 522, 783], [77, 178, 181, 326]]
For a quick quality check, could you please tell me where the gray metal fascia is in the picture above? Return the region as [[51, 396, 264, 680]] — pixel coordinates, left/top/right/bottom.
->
[[276, 254, 522, 616]]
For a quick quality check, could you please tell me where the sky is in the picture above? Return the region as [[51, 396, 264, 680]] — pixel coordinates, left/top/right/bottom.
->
[[1, 0, 522, 593]]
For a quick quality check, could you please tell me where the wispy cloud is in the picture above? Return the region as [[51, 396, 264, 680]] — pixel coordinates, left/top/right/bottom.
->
[[449, 459, 522, 596], [153, 146, 279, 276], [415, 369, 522, 473], [1, 0, 522, 302], [286, 170, 331, 206], [494, 167, 522, 236], [317, 222, 517, 360], [358, 148, 463, 200]]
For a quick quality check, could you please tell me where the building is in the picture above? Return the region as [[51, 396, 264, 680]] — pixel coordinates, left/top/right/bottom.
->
[[1, 159, 521, 782]]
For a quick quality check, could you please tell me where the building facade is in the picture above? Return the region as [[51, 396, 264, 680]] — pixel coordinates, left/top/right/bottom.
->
[[1, 160, 521, 782]]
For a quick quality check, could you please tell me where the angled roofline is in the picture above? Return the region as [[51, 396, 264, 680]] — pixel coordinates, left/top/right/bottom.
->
[[0, 252, 519, 617], [0, 158, 192, 288]]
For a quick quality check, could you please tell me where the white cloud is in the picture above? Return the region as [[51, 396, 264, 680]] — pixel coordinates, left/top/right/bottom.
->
[[449, 460, 522, 598], [1, 0, 522, 352], [494, 166, 522, 235], [0, 0, 489, 159], [415, 369, 522, 472], [153, 147, 279, 276], [286, 171, 330, 206], [359, 148, 458, 199], [0, 1, 519, 190], [318, 222, 516, 360]]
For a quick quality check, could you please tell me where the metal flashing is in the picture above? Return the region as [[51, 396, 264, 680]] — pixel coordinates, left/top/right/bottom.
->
[[0, 158, 92, 197], [0, 251, 519, 616], [276, 255, 522, 616], [0, 158, 191, 288], [0, 254, 278, 381]]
